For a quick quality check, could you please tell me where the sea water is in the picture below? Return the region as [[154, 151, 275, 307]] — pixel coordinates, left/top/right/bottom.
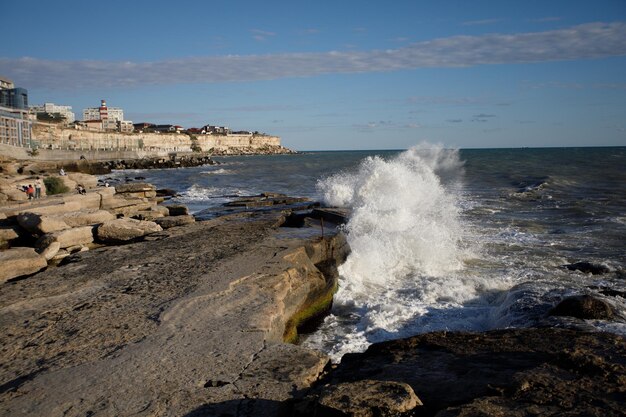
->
[[104, 145, 626, 361]]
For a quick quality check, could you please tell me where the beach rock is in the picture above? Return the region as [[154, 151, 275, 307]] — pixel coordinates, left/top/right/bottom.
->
[[563, 261, 611, 275], [17, 212, 70, 234], [307, 328, 626, 417], [67, 172, 98, 189], [97, 218, 162, 243], [61, 209, 115, 227], [151, 205, 170, 217], [115, 182, 157, 198], [313, 380, 422, 417], [154, 215, 195, 229], [37, 240, 61, 260], [166, 204, 189, 216], [156, 188, 178, 197], [549, 295, 615, 320], [36, 226, 95, 250], [0, 247, 48, 283], [0, 225, 21, 249]]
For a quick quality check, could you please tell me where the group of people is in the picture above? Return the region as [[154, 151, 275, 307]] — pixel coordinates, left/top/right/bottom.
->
[[21, 178, 43, 200]]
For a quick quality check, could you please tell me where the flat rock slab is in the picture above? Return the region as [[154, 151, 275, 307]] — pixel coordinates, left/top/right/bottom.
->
[[0, 211, 346, 416], [155, 214, 195, 229], [97, 218, 162, 243], [0, 247, 48, 283]]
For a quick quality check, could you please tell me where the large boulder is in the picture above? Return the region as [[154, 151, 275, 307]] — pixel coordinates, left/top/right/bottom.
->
[[549, 295, 615, 320], [0, 247, 48, 283], [37, 240, 61, 261], [61, 210, 115, 227], [97, 218, 162, 243], [115, 183, 157, 199], [166, 204, 189, 216], [154, 215, 195, 229], [0, 225, 21, 249], [17, 212, 70, 234], [314, 380, 422, 417], [67, 172, 98, 189], [36, 226, 95, 250]]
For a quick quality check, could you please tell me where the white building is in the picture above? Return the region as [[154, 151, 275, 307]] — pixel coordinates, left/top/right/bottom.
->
[[30, 102, 76, 123], [83, 100, 124, 122]]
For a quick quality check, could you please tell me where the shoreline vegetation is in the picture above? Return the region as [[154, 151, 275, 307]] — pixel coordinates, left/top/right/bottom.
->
[[0, 157, 624, 416]]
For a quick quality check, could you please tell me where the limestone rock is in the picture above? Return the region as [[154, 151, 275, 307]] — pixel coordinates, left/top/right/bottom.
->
[[17, 212, 70, 234], [0, 225, 21, 249], [67, 172, 98, 189], [37, 240, 61, 260], [154, 215, 195, 229], [0, 247, 48, 283], [36, 226, 95, 250], [115, 182, 157, 198], [166, 204, 189, 216], [316, 380, 421, 417], [549, 295, 615, 320], [61, 210, 115, 227], [152, 205, 170, 217], [97, 218, 162, 243]]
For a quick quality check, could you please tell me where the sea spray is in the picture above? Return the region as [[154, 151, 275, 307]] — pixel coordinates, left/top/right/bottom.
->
[[308, 144, 477, 360]]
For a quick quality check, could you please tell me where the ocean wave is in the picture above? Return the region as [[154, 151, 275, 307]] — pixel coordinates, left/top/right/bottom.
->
[[306, 144, 500, 360]]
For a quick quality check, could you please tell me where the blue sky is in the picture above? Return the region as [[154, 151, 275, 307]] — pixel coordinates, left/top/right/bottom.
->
[[2, 0, 626, 150]]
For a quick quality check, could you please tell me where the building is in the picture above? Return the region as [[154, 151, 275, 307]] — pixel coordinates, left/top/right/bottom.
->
[[203, 125, 231, 135], [118, 120, 134, 133], [0, 76, 15, 90], [83, 100, 124, 123], [30, 102, 76, 123], [0, 105, 32, 147], [0, 82, 29, 110]]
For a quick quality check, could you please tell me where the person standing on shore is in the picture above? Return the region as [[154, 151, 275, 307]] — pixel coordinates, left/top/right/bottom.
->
[[26, 184, 35, 200], [34, 178, 42, 199]]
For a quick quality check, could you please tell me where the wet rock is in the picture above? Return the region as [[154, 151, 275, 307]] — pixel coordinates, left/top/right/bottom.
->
[[549, 294, 615, 320], [97, 218, 162, 243], [156, 188, 178, 197], [166, 204, 189, 216], [306, 329, 626, 417], [0, 247, 48, 283], [563, 261, 611, 275], [154, 215, 195, 229], [313, 380, 421, 417]]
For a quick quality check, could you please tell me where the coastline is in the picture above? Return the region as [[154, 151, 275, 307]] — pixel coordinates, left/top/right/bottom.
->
[[1, 156, 625, 416]]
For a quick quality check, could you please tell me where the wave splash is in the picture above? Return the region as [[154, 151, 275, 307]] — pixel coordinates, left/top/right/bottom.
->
[[310, 144, 473, 360]]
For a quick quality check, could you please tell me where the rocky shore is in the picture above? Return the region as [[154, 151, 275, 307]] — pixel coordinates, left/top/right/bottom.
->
[[1, 160, 624, 417]]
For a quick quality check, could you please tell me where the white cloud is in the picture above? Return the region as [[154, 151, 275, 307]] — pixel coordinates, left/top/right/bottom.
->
[[3, 22, 626, 90]]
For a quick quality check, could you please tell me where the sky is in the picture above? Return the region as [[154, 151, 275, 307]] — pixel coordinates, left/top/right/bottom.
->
[[2, 0, 626, 150]]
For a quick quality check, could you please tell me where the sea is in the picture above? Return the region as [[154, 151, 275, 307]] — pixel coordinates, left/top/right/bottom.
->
[[104, 145, 626, 362]]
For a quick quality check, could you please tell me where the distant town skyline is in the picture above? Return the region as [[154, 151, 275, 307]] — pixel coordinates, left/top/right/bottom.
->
[[2, 0, 626, 150]]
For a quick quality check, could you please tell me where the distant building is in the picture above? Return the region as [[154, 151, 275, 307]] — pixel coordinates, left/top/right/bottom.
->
[[0, 76, 15, 90], [30, 102, 76, 123], [203, 125, 231, 135], [0, 105, 32, 147], [0, 87, 29, 110], [133, 122, 155, 133], [118, 120, 134, 133], [83, 100, 124, 123]]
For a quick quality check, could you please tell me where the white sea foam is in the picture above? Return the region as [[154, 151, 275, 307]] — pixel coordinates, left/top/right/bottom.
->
[[305, 144, 508, 361]]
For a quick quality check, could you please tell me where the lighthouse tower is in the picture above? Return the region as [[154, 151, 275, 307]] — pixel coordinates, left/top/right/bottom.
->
[[99, 100, 108, 120]]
